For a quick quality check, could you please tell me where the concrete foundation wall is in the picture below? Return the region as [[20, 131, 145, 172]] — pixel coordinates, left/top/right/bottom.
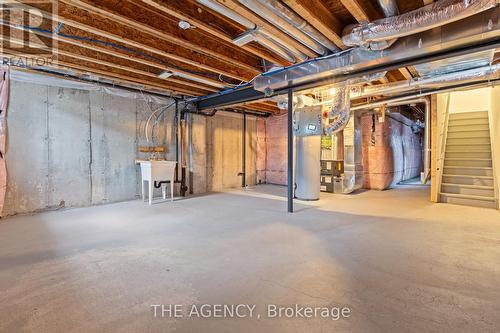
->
[[3, 80, 177, 216], [361, 114, 422, 190], [206, 112, 258, 192]]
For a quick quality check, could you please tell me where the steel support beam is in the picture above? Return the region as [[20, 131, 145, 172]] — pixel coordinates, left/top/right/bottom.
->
[[194, 38, 500, 110]]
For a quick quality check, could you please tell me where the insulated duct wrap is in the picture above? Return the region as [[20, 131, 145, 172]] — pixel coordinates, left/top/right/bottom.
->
[[253, 6, 500, 93], [351, 63, 500, 98], [325, 87, 351, 135], [342, 0, 498, 48]]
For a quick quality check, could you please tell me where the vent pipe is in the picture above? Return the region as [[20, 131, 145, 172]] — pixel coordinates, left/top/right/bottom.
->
[[253, 0, 339, 52], [237, 0, 330, 55], [196, 0, 307, 62], [377, 0, 399, 17]]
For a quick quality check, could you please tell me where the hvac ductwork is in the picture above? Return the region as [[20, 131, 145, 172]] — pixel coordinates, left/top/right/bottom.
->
[[237, 0, 330, 55], [342, 0, 497, 49], [252, 0, 338, 52], [253, 6, 500, 93], [197, 0, 307, 62], [340, 113, 364, 194], [377, 0, 399, 17], [351, 63, 500, 99], [325, 87, 350, 135]]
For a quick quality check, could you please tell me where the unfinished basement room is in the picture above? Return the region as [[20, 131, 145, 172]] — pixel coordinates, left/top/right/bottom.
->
[[1, 0, 500, 332]]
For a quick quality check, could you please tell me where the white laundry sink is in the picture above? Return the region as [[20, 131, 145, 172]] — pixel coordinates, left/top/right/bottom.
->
[[136, 160, 177, 205]]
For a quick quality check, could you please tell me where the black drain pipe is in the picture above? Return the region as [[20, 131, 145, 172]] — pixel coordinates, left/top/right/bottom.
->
[[238, 112, 247, 187]]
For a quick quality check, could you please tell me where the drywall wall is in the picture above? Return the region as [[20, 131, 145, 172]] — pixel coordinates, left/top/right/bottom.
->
[[361, 113, 422, 190], [489, 87, 500, 210]]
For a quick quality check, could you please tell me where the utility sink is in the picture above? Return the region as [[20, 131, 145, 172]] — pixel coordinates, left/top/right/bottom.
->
[[136, 160, 177, 205]]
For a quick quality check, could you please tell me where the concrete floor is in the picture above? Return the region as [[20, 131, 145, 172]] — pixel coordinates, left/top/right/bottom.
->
[[1, 185, 499, 333]]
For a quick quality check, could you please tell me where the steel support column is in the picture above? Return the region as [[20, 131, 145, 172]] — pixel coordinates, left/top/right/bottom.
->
[[287, 89, 294, 213]]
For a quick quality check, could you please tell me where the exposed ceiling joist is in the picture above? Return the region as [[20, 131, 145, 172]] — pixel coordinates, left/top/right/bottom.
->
[[138, 0, 289, 66], [63, 0, 261, 75], [282, 0, 345, 49], [213, 0, 317, 58], [339, 0, 370, 22], [23, 1, 252, 81]]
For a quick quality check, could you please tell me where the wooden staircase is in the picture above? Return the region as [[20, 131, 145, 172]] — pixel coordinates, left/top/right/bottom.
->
[[440, 111, 498, 209]]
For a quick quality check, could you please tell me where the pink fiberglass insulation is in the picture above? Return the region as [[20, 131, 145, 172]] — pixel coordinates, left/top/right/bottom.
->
[[361, 114, 422, 190], [265, 113, 288, 185]]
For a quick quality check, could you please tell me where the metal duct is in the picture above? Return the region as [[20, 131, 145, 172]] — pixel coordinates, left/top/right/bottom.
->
[[253, 7, 500, 93], [237, 0, 329, 55], [413, 50, 494, 76], [342, 0, 497, 48], [197, 0, 254, 28], [342, 113, 364, 194], [196, 0, 306, 62], [255, 0, 339, 52], [351, 63, 500, 99], [325, 87, 351, 135], [377, 0, 399, 17]]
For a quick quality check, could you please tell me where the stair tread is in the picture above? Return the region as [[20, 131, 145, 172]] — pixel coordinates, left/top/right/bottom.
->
[[442, 174, 493, 179], [444, 158, 492, 161], [441, 183, 494, 190], [444, 165, 492, 169], [445, 150, 491, 153], [440, 192, 496, 201]]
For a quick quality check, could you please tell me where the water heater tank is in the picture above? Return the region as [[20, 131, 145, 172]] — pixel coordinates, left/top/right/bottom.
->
[[295, 135, 321, 200]]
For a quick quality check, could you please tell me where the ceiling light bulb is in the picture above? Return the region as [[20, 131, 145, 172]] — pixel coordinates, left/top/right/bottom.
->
[[178, 20, 192, 30]]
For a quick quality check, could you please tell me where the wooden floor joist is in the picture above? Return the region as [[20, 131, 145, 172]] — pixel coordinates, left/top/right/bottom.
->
[[137, 0, 289, 66], [2, 36, 217, 94], [282, 0, 345, 49], [62, 0, 262, 75], [24, 1, 253, 82]]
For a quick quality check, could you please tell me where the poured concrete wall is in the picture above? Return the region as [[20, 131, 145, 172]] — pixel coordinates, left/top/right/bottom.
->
[[361, 114, 422, 190], [206, 112, 258, 192], [3, 80, 179, 216]]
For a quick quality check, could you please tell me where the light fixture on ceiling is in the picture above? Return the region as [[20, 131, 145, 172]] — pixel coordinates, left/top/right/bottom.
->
[[158, 71, 174, 79], [178, 20, 194, 30]]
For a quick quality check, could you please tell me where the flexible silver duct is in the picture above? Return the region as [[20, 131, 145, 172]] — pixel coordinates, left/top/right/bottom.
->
[[343, 0, 497, 48], [254, 0, 338, 52], [366, 0, 399, 50], [196, 0, 307, 62], [237, 0, 329, 55], [253, 7, 500, 92], [325, 87, 350, 135]]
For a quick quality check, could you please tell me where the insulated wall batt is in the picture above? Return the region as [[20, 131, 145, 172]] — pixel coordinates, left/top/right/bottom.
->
[[265, 113, 287, 185], [361, 114, 422, 190]]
